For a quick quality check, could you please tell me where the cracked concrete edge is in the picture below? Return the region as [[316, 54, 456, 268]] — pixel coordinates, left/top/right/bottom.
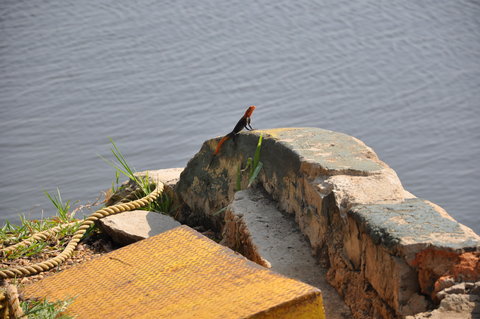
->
[[220, 205, 271, 269]]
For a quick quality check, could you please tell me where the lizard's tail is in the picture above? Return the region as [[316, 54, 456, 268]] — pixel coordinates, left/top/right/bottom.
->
[[214, 135, 231, 155]]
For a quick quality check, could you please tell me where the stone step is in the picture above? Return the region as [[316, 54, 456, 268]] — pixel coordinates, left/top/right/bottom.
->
[[222, 188, 351, 319], [23, 226, 325, 319]]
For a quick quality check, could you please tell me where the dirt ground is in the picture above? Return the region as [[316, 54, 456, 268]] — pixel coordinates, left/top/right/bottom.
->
[[1, 232, 115, 288]]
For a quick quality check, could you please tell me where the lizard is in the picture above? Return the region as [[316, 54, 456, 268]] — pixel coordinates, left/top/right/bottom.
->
[[214, 105, 256, 155]]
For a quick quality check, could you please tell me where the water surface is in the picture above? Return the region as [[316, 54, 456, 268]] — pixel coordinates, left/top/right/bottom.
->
[[1, 0, 479, 233]]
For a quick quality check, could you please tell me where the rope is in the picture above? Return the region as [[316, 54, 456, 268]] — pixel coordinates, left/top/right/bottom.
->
[[0, 181, 164, 279], [1, 222, 77, 255], [1, 282, 23, 319], [0, 291, 6, 318]]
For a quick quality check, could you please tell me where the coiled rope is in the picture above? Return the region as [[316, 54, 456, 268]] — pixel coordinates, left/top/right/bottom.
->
[[0, 181, 164, 279]]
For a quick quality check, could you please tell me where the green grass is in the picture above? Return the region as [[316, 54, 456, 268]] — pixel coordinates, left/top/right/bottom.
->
[[100, 139, 173, 214], [213, 206, 228, 216], [235, 134, 264, 191], [216, 134, 265, 216], [99, 138, 150, 194], [248, 134, 264, 188], [1, 190, 80, 260], [155, 192, 174, 213], [21, 297, 75, 319], [1, 216, 74, 246], [5, 241, 49, 260], [247, 161, 263, 188], [44, 188, 75, 222], [251, 134, 263, 176]]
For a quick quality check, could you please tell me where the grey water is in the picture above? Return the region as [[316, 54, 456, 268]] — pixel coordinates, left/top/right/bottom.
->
[[1, 0, 479, 234]]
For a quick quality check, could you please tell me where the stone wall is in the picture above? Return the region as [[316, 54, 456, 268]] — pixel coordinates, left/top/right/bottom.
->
[[175, 127, 480, 318]]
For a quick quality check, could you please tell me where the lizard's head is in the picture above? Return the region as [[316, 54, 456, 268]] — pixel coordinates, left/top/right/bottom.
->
[[245, 105, 256, 117]]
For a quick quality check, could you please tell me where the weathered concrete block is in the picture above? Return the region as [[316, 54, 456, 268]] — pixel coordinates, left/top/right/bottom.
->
[[176, 127, 480, 318], [348, 199, 480, 304], [98, 210, 181, 245]]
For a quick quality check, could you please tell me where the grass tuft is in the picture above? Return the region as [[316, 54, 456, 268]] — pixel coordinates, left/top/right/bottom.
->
[[1, 189, 80, 259], [44, 188, 75, 222], [21, 297, 75, 319], [235, 134, 264, 191], [100, 139, 174, 214], [99, 139, 152, 195], [248, 161, 263, 188], [252, 134, 263, 176]]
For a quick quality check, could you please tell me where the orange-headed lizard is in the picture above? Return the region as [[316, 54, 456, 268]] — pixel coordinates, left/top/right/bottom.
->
[[214, 105, 256, 155]]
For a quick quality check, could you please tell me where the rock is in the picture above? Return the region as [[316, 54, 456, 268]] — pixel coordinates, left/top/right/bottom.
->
[[418, 281, 480, 319], [135, 168, 184, 188], [97, 210, 181, 245], [443, 283, 467, 296], [409, 293, 480, 319], [175, 127, 480, 319], [100, 168, 184, 245], [471, 282, 480, 295], [106, 168, 183, 206], [222, 188, 352, 319], [451, 252, 480, 282], [434, 276, 456, 298], [402, 294, 429, 316], [441, 293, 479, 312]]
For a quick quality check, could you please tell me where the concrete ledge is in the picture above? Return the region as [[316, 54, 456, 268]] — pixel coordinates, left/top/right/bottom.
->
[[176, 127, 480, 318]]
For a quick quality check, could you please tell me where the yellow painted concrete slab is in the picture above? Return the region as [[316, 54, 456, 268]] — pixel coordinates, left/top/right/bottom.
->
[[23, 226, 324, 319]]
